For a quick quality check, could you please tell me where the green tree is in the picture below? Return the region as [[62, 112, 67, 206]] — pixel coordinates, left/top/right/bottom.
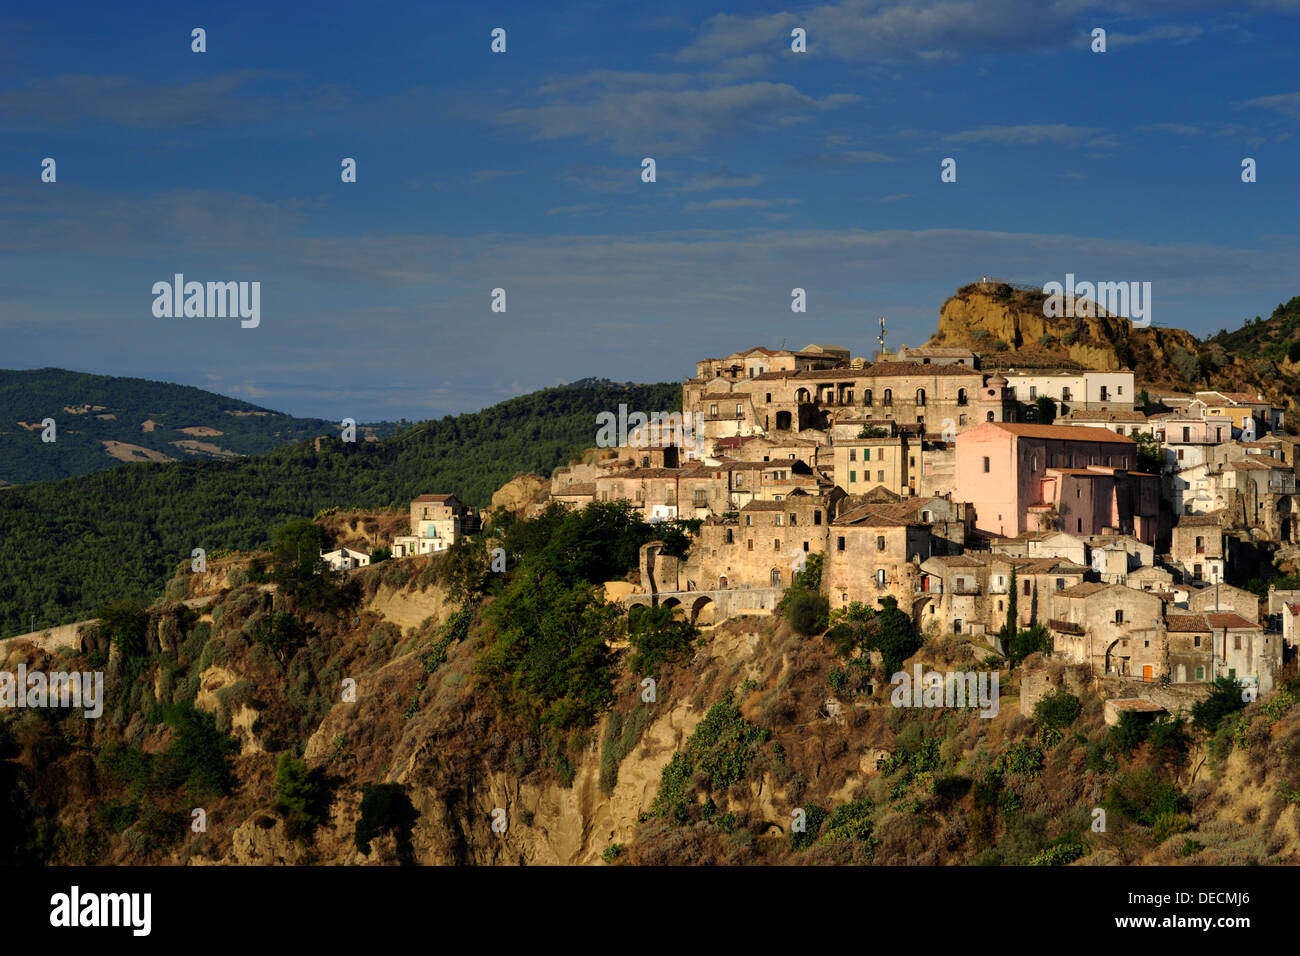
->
[[96, 598, 150, 663], [1133, 432, 1164, 474], [1191, 677, 1246, 733], [273, 754, 331, 840], [627, 605, 697, 678], [1034, 396, 1056, 425]]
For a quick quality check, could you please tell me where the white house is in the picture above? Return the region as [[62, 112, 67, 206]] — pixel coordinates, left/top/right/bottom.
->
[[320, 547, 370, 571]]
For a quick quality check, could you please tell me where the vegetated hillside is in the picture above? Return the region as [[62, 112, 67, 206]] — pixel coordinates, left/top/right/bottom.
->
[[0, 368, 403, 484], [928, 284, 1300, 426], [1209, 295, 1300, 364], [0, 379, 679, 637], [5, 503, 1297, 867]]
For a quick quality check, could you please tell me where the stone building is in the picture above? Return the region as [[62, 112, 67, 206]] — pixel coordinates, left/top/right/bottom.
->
[[824, 505, 931, 612], [954, 421, 1157, 542], [393, 493, 478, 556], [1168, 515, 1225, 585], [1048, 583, 1165, 679]]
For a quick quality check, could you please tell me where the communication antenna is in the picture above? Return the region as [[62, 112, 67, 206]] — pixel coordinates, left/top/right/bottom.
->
[[877, 316, 887, 355]]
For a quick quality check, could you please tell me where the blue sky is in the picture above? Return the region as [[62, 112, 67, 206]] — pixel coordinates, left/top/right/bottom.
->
[[2, 0, 1298, 421]]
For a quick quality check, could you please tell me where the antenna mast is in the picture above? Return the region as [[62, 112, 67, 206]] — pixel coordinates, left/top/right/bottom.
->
[[877, 316, 887, 357]]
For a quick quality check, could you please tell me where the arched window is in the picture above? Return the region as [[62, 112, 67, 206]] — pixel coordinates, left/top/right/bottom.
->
[[986, 411, 995, 421], [875, 569, 886, 589], [883, 388, 893, 407], [863, 388, 873, 406], [916, 388, 926, 406]]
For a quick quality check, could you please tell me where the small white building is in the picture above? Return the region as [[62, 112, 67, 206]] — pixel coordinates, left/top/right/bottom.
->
[[320, 547, 371, 571]]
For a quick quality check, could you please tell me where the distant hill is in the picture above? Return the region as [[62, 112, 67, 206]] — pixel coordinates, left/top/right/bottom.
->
[[927, 283, 1300, 422], [1209, 295, 1300, 364], [0, 378, 680, 637], [0, 368, 403, 484]]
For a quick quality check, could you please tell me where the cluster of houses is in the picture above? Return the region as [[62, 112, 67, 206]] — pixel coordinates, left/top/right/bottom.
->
[[319, 493, 479, 570], [548, 342, 1299, 696]]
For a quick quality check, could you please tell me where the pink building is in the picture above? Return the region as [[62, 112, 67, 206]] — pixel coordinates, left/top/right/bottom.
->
[[955, 422, 1159, 543]]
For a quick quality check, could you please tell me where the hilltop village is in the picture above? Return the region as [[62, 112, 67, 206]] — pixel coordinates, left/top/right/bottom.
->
[[393, 336, 1300, 713]]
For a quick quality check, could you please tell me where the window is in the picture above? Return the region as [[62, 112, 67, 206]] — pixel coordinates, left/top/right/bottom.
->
[[789, 513, 797, 526], [849, 449, 857, 461], [725, 528, 733, 544], [864, 448, 871, 461], [983, 456, 990, 473], [910, 456, 916, 468], [876, 535, 886, 551], [1029, 386, 1037, 399], [958, 388, 968, 406], [1234, 634, 1242, 650], [883, 388, 893, 406], [1055, 578, 1064, 590], [774, 539, 780, 551], [814, 511, 822, 525], [837, 536, 846, 551], [916, 388, 926, 406], [959, 414, 967, 425], [876, 569, 886, 589], [803, 541, 809, 552], [1024, 579, 1031, 596], [877, 470, 885, 483], [775, 514, 783, 526], [710, 404, 718, 417], [998, 600, 1004, 611], [849, 470, 857, 483], [747, 539, 753, 551], [1193, 636, 1201, 648], [766, 393, 772, 403], [745, 514, 751, 526], [1077, 518, 1083, 532], [864, 388, 873, 406], [1115, 609, 1124, 623]]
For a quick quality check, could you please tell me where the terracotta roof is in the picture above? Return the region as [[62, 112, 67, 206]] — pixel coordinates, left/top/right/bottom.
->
[[412, 494, 456, 502], [741, 500, 784, 511], [1198, 390, 1267, 405], [1061, 409, 1150, 423], [1165, 614, 1210, 632], [984, 422, 1136, 444], [924, 554, 986, 567], [833, 505, 919, 527], [713, 435, 757, 449], [863, 362, 982, 377], [554, 482, 596, 497], [1174, 515, 1222, 528], [1057, 582, 1114, 597], [1107, 699, 1165, 713], [1205, 612, 1259, 630], [1048, 619, 1085, 635]]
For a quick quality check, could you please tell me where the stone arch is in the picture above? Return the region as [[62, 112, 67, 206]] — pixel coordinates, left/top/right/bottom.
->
[[691, 594, 716, 626], [795, 387, 812, 404]]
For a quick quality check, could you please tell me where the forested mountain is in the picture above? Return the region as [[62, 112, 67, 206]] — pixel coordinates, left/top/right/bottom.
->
[[0, 368, 403, 484], [0, 378, 680, 637]]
